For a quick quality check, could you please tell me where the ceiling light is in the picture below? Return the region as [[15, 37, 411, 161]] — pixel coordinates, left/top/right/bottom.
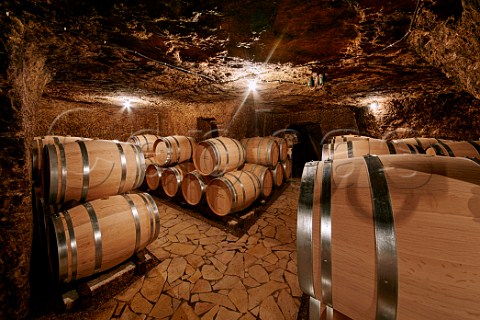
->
[[248, 80, 257, 91], [369, 101, 379, 111], [123, 99, 131, 109]]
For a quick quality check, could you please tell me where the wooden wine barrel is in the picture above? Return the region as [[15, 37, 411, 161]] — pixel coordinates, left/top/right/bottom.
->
[[241, 137, 279, 168], [425, 140, 480, 158], [145, 163, 165, 191], [282, 155, 292, 180], [297, 155, 480, 320], [161, 162, 195, 197], [327, 134, 370, 144], [181, 170, 212, 205], [322, 139, 419, 160], [145, 157, 155, 167], [391, 137, 440, 150], [32, 136, 92, 186], [128, 134, 160, 158], [206, 170, 261, 216], [139, 158, 157, 189], [46, 193, 160, 283], [271, 136, 289, 162], [241, 163, 274, 198], [270, 162, 284, 187], [193, 137, 245, 176], [153, 135, 196, 166], [43, 140, 145, 204]]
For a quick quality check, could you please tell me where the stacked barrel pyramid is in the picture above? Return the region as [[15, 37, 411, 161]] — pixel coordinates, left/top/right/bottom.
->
[[297, 134, 480, 320], [138, 134, 292, 216]]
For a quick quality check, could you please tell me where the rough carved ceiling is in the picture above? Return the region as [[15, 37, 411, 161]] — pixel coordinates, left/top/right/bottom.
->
[[3, 0, 471, 112]]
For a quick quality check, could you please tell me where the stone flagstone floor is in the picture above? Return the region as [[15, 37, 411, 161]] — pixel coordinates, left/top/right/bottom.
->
[[92, 178, 302, 320]]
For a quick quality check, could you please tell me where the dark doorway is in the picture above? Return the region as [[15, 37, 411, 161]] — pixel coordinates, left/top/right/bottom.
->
[[288, 123, 323, 178], [197, 117, 219, 140]]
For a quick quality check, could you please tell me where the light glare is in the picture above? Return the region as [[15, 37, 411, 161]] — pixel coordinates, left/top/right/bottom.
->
[[248, 80, 257, 91], [369, 101, 379, 111]]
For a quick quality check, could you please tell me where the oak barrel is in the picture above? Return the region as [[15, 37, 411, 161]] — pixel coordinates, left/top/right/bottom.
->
[[241, 137, 279, 168], [181, 170, 212, 205], [322, 139, 419, 160], [327, 134, 370, 144], [241, 163, 274, 198], [425, 140, 480, 158], [46, 193, 160, 283], [270, 162, 284, 187], [128, 134, 160, 158], [297, 154, 480, 320], [145, 163, 165, 191], [282, 155, 292, 180], [154, 135, 196, 166], [206, 170, 261, 216], [161, 162, 195, 197], [43, 139, 145, 204], [193, 137, 245, 176], [32, 136, 91, 185], [391, 137, 441, 150], [271, 136, 289, 162]]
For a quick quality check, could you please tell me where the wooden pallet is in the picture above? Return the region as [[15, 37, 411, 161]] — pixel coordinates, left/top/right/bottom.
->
[[59, 250, 155, 311], [149, 183, 288, 237]]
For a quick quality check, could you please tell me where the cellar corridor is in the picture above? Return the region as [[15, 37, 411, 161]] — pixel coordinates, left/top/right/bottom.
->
[[2, 1, 480, 319]]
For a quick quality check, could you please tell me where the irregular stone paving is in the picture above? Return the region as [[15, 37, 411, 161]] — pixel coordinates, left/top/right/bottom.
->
[[92, 179, 302, 320]]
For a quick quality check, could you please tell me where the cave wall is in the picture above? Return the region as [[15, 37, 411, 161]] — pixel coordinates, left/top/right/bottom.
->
[[0, 18, 50, 319], [255, 106, 359, 140], [355, 92, 480, 141], [35, 96, 255, 142], [410, 0, 480, 100]]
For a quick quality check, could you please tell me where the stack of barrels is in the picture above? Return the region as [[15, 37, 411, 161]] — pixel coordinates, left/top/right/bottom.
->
[[143, 135, 291, 217], [32, 136, 160, 284], [392, 137, 480, 159], [298, 134, 480, 320], [195, 135, 291, 216]]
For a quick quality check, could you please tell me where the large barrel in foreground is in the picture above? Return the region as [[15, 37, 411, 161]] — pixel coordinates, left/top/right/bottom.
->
[[322, 139, 419, 160], [43, 140, 145, 204], [193, 137, 245, 176], [206, 170, 261, 216], [47, 193, 160, 283], [297, 155, 480, 320]]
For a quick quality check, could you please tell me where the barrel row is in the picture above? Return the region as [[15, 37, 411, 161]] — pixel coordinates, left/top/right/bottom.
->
[[144, 161, 291, 216], [32, 136, 159, 285], [323, 137, 480, 160]]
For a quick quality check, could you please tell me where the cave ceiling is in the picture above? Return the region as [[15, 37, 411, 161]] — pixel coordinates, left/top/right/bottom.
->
[[3, 0, 468, 113]]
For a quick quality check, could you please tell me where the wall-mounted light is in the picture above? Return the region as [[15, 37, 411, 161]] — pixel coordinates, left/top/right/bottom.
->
[[248, 80, 257, 91], [123, 99, 131, 109], [369, 101, 379, 111]]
